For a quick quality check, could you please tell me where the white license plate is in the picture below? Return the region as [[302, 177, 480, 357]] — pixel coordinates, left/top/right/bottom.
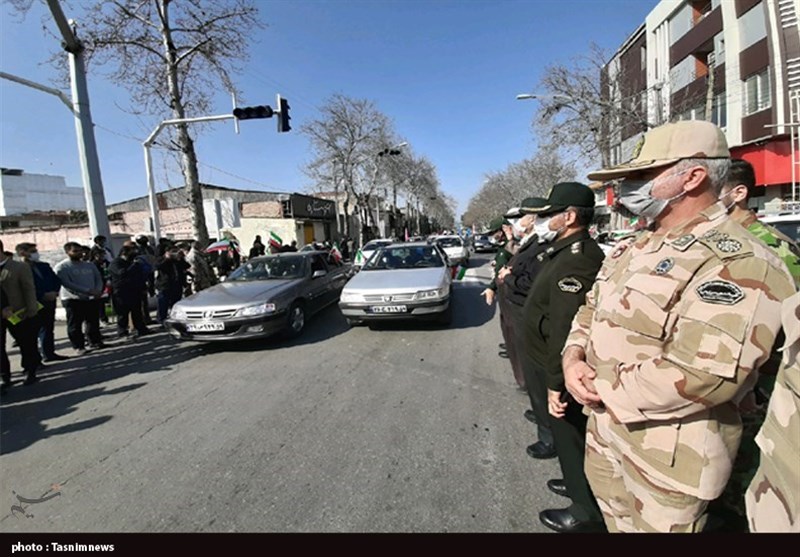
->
[[370, 305, 407, 313], [186, 321, 225, 332]]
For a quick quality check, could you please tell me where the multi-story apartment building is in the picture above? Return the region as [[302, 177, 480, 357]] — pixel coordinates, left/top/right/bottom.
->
[[603, 0, 799, 217]]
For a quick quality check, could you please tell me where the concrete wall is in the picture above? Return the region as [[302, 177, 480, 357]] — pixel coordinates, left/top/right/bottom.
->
[[0, 173, 86, 216]]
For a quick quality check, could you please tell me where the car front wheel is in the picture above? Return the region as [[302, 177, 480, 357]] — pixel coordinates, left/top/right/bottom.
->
[[286, 301, 306, 337]]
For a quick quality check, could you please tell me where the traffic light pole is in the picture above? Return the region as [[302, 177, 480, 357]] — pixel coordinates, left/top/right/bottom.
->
[[143, 114, 235, 241], [45, 0, 111, 241]]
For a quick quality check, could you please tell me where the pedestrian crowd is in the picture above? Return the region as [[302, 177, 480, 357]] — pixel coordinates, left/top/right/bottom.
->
[[483, 120, 799, 533]]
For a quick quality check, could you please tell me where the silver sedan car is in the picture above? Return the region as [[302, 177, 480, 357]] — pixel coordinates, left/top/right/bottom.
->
[[165, 251, 352, 341], [338, 242, 453, 326]]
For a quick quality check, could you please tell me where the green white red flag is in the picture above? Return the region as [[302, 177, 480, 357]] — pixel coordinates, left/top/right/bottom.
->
[[269, 231, 282, 250]]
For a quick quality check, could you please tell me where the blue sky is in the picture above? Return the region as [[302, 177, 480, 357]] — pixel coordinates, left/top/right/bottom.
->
[[1, 0, 655, 218]]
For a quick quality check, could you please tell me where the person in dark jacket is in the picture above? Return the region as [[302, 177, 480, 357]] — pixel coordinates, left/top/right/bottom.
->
[[135, 235, 156, 324], [109, 242, 151, 338], [155, 245, 190, 324], [249, 236, 266, 260], [15, 243, 68, 362]]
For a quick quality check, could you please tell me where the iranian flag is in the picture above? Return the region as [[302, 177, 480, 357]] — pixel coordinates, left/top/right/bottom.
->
[[330, 242, 343, 262], [452, 265, 467, 280], [269, 231, 282, 250], [354, 249, 365, 266]]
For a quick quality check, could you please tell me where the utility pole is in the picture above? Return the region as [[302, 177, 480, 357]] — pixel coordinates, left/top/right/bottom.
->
[[45, 0, 110, 240]]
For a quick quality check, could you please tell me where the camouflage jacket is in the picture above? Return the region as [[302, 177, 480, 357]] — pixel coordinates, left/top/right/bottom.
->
[[746, 290, 800, 531], [732, 210, 800, 289], [565, 202, 795, 499]]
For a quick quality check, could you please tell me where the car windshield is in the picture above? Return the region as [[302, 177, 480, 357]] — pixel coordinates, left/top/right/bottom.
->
[[227, 256, 306, 281], [362, 246, 444, 270], [363, 240, 392, 251], [437, 237, 462, 248]]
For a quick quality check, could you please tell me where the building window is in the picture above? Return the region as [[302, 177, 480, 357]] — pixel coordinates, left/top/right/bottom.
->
[[744, 70, 772, 115], [712, 93, 727, 128]]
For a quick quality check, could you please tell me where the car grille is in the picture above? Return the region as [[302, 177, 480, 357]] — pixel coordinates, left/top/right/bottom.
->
[[184, 308, 239, 320], [363, 293, 416, 303]]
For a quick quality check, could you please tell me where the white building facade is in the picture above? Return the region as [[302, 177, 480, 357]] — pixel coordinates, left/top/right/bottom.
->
[[0, 168, 86, 216]]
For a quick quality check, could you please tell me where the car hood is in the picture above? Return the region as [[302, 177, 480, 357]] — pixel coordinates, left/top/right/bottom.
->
[[175, 280, 295, 309], [344, 268, 447, 293]]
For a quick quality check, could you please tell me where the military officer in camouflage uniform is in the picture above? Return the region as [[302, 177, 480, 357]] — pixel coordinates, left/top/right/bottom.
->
[[710, 157, 800, 528], [562, 120, 795, 533], [520, 183, 606, 533], [721, 158, 800, 287], [745, 290, 800, 532]]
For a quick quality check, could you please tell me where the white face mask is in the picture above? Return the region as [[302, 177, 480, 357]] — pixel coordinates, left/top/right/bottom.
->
[[618, 170, 688, 221], [29, 252, 41, 262], [535, 215, 562, 243]]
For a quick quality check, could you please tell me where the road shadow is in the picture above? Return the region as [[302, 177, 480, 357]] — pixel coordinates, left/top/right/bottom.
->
[[0, 331, 208, 455]]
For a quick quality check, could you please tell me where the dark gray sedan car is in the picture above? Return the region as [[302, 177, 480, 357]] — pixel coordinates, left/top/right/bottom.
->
[[165, 251, 352, 342]]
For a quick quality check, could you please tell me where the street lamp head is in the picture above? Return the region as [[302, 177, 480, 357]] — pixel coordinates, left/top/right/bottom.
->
[[516, 93, 537, 100]]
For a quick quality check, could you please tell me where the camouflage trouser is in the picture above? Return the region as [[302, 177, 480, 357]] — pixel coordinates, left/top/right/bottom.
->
[[709, 376, 775, 530], [585, 415, 708, 533], [745, 452, 800, 532]]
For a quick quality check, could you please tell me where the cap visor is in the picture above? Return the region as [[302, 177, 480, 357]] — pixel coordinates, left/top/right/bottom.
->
[[587, 158, 679, 181]]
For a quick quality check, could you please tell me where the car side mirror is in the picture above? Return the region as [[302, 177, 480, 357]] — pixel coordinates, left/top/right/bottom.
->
[[312, 269, 327, 278]]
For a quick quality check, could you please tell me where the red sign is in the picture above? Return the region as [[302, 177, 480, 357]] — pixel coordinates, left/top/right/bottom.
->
[[731, 137, 795, 187]]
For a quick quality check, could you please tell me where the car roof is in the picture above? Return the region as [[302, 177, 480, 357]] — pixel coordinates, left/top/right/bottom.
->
[[761, 213, 800, 223]]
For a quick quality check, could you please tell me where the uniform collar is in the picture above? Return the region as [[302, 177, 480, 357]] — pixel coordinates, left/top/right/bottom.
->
[[538, 229, 590, 260], [641, 201, 727, 254]]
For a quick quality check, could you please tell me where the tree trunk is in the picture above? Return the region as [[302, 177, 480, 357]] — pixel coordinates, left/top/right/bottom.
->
[[159, 0, 209, 245]]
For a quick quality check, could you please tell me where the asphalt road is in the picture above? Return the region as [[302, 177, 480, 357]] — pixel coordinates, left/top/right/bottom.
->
[[0, 253, 564, 533]]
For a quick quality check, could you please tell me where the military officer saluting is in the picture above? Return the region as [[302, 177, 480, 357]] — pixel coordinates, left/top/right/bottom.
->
[[520, 183, 606, 533], [563, 120, 795, 533]]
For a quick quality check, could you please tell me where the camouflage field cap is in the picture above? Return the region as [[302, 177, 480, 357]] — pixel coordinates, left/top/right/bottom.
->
[[587, 120, 730, 181], [487, 216, 509, 233], [518, 197, 549, 214], [522, 183, 595, 215]]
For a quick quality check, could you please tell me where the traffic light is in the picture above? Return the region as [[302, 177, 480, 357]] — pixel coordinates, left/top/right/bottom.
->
[[233, 105, 274, 120], [277, 94, 291, 133]]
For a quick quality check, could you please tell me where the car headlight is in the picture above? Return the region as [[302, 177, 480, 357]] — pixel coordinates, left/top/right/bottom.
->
[[340, 291, 362, 303], [416, 287, 447, 300], [169, 306, 186, 320], [237, 302, 277, 317]]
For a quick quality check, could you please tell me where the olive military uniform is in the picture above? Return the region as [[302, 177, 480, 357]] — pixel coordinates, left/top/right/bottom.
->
[[524, 228, 605, 524]]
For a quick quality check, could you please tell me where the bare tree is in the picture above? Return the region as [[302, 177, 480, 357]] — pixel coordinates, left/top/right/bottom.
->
[[462, 146, 576, 228], [301, 94, 404, 244], [529, 43, 656, 169], [11, 0, 264, 245]]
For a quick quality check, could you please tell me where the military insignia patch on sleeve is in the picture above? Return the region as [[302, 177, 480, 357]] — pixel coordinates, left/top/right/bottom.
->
[[558, 277, 583, 293], [654, 257, 674, 275], [716, 239, 742, 253], [696, 280, 745, 305]]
